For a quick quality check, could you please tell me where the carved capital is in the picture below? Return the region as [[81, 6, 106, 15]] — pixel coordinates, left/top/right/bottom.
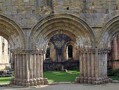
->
[[11, 49, 44, 54]]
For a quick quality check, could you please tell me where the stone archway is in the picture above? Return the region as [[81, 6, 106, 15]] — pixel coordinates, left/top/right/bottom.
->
[[28, 14, 105, 86], [99, 15, 119, 48], [28, 14, 112, 85], [110, 34, 119, 69], [99, 16, 119, 71], [63, 41, 78, 61], [0, 15, 26, 86], [0, 15, 25, 48], [30, 14, 95, 48]]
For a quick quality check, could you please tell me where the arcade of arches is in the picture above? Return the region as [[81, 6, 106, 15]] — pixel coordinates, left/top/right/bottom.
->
[[0, 14, 119, 86]]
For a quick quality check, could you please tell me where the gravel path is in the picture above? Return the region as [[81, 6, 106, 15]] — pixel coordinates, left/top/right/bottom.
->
[[0, 83, 119, 90]]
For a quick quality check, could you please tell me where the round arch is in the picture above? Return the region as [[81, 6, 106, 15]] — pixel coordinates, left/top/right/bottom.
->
[[29, 14, 95, 50], [99, 15, 119, 48], [63, 41, 78, 61], [0, 15, 25, 49]]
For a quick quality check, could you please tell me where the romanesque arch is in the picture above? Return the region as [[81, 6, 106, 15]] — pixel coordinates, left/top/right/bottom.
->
[[11, 13, 112, 87], [11, 14, 112, 87], [99, 15, 119, 48], [29, 14, 95, 50], [0, 15, 25, 49], [28, 14, 106, 85], [63, 41, 78, 61], [0, 15, 26, 86], [99, 16, 119, 70]]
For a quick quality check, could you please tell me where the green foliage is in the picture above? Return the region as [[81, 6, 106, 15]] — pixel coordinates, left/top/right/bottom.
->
[[46, 48, 50, 58], [108, 69, 114, 76], [109, 76, 119, 80], [108, 69, 119, 77]]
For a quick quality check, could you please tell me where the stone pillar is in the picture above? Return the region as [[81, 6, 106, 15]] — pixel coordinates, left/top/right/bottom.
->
[[10, 49, 48, 87], [63, 46, 68, 61], [40, 50, 44, 78], [50, 45, 56, 61], [75, 48, 111, 84], [111, 36, 119, 69], [73, 46, 79, 60]]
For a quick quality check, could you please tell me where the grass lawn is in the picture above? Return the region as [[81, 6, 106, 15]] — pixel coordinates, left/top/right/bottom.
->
[[0, 77, 13, 84], [0, 70, 79, 84], [44, 70, 80, 84], [0, 71, 119, 84]]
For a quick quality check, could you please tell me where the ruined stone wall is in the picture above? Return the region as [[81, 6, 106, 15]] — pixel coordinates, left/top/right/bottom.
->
[[0, 0, 118, 29], [0, 0, 118, 52], [0, 0, 118, 44], [0, 0, 37, 28], [53, 0, 119, 26], [0, 1, 118, 86]]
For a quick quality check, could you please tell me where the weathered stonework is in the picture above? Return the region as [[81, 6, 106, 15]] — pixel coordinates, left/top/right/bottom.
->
[[75, 48, 111, 84], [109, 35, 119, 69], [0, 0, 118, 87], [10, 49, 48, 86]]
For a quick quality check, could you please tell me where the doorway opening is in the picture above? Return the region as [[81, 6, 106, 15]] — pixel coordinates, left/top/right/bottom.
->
[[43, 34, 79, 84], [67, 45, 73, 60], [108, 34, 119, 80]]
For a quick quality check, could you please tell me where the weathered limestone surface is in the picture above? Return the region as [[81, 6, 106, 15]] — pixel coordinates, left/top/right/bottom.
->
[[0, 0, 118, 87], [110, 35, 119, 69], [0, 0, 118, 42], [0, 0, 118, 29], [75, 48, 111, 84], [10, 49, 48, 86]]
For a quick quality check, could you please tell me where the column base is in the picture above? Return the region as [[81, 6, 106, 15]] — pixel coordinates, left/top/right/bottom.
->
[[75, 76, 112, 84], [10, 78, 48, 87]]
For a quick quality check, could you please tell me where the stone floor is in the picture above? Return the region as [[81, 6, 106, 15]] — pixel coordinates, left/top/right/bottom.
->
[[0, 83, 119, 90]]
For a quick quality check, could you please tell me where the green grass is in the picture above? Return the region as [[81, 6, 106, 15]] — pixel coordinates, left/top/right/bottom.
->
[[44, 70, 80, 84], [0, 77, 13, 84], [0, 70, 119, 84], [0, 70, 79, 84]]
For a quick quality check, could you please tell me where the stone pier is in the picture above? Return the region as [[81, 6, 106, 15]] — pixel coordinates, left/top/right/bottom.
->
[[75, 48, 111, 84], [111, 36, 119, 69], [10, 49, 48, 87]]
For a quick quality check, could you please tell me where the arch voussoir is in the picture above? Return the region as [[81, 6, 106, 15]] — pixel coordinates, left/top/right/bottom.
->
[[99, 16, 119, 48]]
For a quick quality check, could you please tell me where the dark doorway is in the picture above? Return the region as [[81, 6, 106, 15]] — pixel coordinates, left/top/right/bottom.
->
[[68, 45, 73, 59]]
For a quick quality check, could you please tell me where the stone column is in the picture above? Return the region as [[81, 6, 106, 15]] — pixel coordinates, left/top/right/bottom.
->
[[73, 46, 79, 60], [63, 46, 68, 61], [75, 48, 111, 84], [111, 36, 119, 69], [10, 49, 48, 87], [50, 45, 56, 61]]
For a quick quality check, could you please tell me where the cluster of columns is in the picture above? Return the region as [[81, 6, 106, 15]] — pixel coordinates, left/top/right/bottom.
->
[[10, 49, 48, 86], [75, 48, 111, 84], [110, 36, 119, 69], [10, 48, 112, 86]]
